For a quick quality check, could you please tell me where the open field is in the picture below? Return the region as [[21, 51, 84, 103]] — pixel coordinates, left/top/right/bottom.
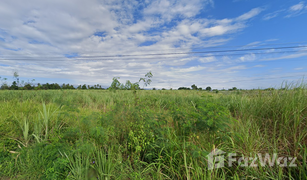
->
[[1, 85, 307, 179]]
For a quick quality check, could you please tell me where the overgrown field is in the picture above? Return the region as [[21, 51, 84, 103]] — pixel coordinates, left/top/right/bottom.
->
[[1, 85, 307, 179]]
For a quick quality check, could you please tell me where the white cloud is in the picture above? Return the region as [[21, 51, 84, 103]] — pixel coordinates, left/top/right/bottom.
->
[[171, 65, 206, 72], [265, 39, 279, 42], [200, 23, 245, 37], [236, 8, 264, 21], [263, 2, 307, 20], [263, 9, 285, 20], [254, 65, 265, 68], [285, 1, 307, 18], [0, 0, 273, 89], [239, 53, 256, 62], [196, 8, 263, 38], [242, 41, 262, 48], [290, 2, 305, 11], [198, 56, 217, 63], [261, 52, 307, 61], [294, 67, 303, 70], [143, 0, 207, 21]]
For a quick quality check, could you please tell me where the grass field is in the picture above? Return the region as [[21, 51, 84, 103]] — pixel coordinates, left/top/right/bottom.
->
[[1, 83, 307, 179]]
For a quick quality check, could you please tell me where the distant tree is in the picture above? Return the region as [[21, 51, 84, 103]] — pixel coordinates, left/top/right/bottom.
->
[[82, 84, 87, 89], [124, 80, 132, 90], [77, 85, 81, 90], [109, 72, 152, 91], [152, 87, 156, 90], [162, 88, 166, 90], [206, 86, 212, 91], [10, 81, 18, 90], [0, 77, 9, 90], [1, 84, 9, 90], [139, 71, 153, 88], [65, 84, 72, 89], [36, 83, 43, 90], [131, 82, 140, 90], [54, 83, 61, 89], [232, 87, 237, 91], [265, 88, 275, 91], [94, 84, 100, 89], [191, 84, 198, 90], [13, 72, 19, 87], [24, 83, 33, 90], [178, 87, 190, 90], [198, 87, 202, 91], [42, 84, 48, 90], [42, 83, 49, 90], [110, 77, 121, 90]]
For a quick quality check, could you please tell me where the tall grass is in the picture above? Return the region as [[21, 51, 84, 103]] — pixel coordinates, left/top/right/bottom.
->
[[218, 81, 307, 179], [0, 82, 306, 179]]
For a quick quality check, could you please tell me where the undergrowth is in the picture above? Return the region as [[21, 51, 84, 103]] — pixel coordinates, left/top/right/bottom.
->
[[0, 83, 306, 179]]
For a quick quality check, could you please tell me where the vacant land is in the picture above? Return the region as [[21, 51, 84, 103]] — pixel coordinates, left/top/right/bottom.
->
[[0, 86, 306, 179]]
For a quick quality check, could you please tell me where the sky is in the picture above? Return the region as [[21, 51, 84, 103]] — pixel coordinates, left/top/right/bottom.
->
[[0, 0, 307, 89]]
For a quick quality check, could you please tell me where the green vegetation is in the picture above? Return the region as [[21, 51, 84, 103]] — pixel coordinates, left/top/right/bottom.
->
[[0, 80, 307, 179], [1, 71, 154, 91]]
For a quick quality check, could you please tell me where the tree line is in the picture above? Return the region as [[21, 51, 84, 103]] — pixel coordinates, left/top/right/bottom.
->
[[0, 72, 153, 90], [1, 71, 241, 91], [178, 84, 238, 92]]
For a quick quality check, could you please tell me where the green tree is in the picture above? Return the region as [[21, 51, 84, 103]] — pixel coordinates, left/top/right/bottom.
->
[[110, 77, 121, 90], [109, 72, 151, 91], [206, 86, 212, 91], [13, 72, 19, 87], [0, 77, 9, 90], [82, 84, 87, 89], [35, 83, 42, 90], [191, 84, 198, 90], [178, 87, 190, 90], [24, 83, 33, 90], [54, 83, 61, 89], [139, 71, 153, 89], [124, 80, 132, 90], [42, 83, 50, 90], [10, 81, 18, 90]]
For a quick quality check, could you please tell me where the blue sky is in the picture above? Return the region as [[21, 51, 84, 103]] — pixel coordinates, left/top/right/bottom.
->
[[0, 0, 307, 89]]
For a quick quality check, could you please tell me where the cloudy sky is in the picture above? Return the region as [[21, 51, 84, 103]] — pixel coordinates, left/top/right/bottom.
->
[[0, 0, 307, 89]]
